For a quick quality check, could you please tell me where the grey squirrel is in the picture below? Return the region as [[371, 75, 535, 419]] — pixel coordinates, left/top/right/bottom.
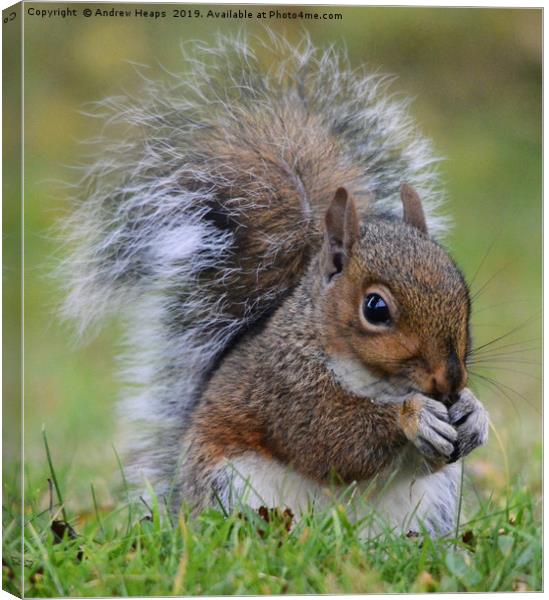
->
[[63, 33, 489, 536]]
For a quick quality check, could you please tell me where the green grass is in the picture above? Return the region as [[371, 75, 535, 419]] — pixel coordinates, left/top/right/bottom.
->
[[3, 466, 541, 596]]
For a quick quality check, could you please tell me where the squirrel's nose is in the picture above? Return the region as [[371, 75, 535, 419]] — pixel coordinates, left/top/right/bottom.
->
[[431, 362, 467, 397], [431, 367, 451, 396]]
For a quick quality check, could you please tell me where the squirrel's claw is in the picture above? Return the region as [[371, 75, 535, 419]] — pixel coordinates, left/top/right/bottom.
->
[[447, 388, 489, 463], [400, 395, 457, 466]]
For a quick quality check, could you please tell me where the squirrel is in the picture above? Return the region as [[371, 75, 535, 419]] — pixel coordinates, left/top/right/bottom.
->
[[62, 33, 489, 536]]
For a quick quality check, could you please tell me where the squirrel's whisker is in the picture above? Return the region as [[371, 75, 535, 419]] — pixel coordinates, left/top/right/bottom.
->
[[469, 364, 540, 382], [470, 262, 512, 302], [470, 372, 540, 415], [467, 344, 540, 361], [468, 317, 540, 356], [472, 297, 536, 315], [467, 350, 540, 368], [466, 229, 503, 290], [469, 373, 521, 419]]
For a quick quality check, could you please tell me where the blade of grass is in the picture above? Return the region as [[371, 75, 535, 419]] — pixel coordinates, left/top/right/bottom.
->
[[27, 521, 66, 596], [42, 425, 67, 523], [489, 420, 510, 520], [112, 444, 132, 535], [90, 483, 105, 536], [454, 459, 466, 543]]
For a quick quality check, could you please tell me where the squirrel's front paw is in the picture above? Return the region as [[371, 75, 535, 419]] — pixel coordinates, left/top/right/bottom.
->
[[400, 395, 457, 466], [448, 388, 489, 462]]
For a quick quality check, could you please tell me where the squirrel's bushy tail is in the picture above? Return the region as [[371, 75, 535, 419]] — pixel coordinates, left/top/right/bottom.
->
[[62, 31, 447, 497]]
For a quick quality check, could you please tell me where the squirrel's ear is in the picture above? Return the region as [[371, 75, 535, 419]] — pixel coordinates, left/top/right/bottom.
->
[[400, 183, 428, 234], [321, 187, 360, 281]]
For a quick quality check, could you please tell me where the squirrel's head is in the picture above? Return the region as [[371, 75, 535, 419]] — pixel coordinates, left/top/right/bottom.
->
[[318, 185, 471, 404]]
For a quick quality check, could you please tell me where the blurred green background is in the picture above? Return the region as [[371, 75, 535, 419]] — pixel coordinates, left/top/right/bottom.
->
[[12, 5, 541, 514]]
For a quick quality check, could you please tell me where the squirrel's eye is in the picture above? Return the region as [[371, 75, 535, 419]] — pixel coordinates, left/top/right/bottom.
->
[[363, 293, 391, 325]]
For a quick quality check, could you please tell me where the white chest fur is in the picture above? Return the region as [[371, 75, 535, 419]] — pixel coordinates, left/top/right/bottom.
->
[[327, 356, 406, 404], [222, 452, 459, 537]]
